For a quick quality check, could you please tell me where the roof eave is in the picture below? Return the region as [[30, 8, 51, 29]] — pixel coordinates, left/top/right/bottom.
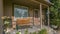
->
[[35, 0, 54, 6]]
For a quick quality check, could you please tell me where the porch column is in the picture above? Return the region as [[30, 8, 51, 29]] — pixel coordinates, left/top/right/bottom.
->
[[0, 0, 3, 34], [40, 3, 43, 29], [47, 6, 50, 28]]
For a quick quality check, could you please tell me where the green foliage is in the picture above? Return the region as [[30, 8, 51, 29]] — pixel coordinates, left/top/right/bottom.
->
[[24, 29, 28, 34], [24, 29, 47, 34], [50, 0, 60, 28], [32, 32, 37, 34], [38, 29, 47, 34], [16, 31, 20, 34]]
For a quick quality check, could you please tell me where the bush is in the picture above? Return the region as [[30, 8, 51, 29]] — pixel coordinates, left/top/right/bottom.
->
[[24, 29, 28, 34], [38, 29, 47, 34], [32, 32, 36, 34], [24, 29, 47, 34]]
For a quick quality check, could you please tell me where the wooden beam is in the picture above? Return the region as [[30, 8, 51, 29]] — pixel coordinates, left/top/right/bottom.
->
[[40, 3, 43, 29], [31, 0, 49, 7], [47, 6, 50, 31]]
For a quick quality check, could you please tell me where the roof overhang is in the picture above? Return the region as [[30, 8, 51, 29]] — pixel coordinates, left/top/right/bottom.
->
[[35, 0, 53, 6], [13, 0, 40, 9], [12, 0, 53, 9]]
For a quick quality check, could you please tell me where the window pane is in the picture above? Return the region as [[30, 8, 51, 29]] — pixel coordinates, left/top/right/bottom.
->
[[14, 5, 28, 18]]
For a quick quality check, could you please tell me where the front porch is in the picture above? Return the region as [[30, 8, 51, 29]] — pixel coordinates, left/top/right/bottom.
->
[[3, 0, 50, 28], [0, 0, 51, 34]]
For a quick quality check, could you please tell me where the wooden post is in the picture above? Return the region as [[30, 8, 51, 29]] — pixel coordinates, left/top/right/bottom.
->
[[0, 0, 3, 34], [40, 3, 42, 29], [47, 6, 50, 29]]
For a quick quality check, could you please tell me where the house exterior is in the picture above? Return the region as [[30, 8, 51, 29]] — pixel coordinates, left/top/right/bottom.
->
[[0, 0, 53, 34]]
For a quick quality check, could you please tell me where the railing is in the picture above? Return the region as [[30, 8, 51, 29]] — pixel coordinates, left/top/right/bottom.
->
[[12, 17, 40, 28]]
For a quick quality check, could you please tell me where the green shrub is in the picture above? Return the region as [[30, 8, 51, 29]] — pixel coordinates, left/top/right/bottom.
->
[[32, 32, 36, 34], [24, 29, 47, 34], [16, 31, 20, 34], [38, 29, 47, 34], [24, 29, 28, 34]]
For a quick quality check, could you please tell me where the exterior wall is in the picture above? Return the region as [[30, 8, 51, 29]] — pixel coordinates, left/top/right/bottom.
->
[[42, 10, 46, 25], [4, 0, 34, 17], [0, 0, 3, 34], [29, 8, 34, 17], [4, 0, 12, 16]]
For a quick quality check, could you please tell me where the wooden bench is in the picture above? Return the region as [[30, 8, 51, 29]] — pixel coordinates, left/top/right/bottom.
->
[[16, 18, 32, 26]]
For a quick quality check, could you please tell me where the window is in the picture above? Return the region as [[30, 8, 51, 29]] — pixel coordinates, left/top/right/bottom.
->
[[14, 5, 28, 18], [34, 9, 39, 18]]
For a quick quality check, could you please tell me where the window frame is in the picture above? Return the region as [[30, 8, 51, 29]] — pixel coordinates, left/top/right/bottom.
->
[[14, 5, 29, 18]]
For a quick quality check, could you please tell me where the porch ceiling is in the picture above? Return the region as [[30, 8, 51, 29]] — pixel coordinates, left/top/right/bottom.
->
[[13, 0, 50, 9], [13, 0, 40, 9]]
